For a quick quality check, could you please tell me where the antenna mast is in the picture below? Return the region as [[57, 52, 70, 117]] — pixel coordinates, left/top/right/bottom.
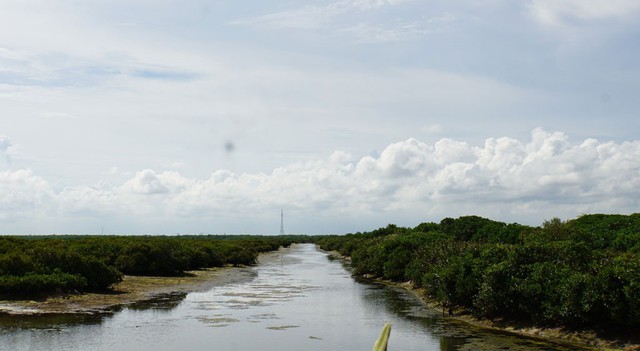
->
[[280, 209, 285, 235]]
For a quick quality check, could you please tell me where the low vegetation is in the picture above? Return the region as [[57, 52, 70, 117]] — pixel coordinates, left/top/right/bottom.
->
[[4, 214, 638, 336], [316, 214, 640, 332], [0, 235, 301, 297]]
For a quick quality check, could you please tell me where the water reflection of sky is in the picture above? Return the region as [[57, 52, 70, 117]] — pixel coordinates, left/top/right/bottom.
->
[[0, 244, 584, 351]]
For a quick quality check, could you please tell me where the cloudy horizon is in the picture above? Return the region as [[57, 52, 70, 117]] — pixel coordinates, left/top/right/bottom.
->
[[2, 0, 639, 234], [2, 128, 639, 235]]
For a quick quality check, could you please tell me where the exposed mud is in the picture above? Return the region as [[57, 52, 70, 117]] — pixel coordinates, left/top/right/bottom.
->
[[0, 266, 256, 316]]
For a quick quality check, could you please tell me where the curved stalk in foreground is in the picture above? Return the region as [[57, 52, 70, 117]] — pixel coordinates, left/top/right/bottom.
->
[[372, 323, 392, 351]]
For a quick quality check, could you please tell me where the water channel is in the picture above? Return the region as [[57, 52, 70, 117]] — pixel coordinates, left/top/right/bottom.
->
[[0, 244, 582, 351]]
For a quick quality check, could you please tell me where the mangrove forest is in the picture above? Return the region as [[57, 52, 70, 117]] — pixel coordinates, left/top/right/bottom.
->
[[317, 213, 640, 332], [0, 235, 301, 297]]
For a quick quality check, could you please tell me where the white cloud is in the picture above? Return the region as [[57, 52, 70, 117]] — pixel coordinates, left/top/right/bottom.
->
[[230, 0, 445, 43], [230, 4, 342, 30], [349, 0, 413, 11], [58, 184, 121, 216], [0, 1, 636, 234], [342, 12, 455, 43], [528, 0, 640, 27], [527, 0, 640, 42], [121, 169, 191, 195], [343, 21, 429, 43], [1, 129, 639, 233], [232, 0, 413, 29], [0, 169, 54, 221]]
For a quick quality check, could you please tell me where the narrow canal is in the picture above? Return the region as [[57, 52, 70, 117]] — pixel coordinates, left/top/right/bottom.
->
[[0, 244, 582, 351]]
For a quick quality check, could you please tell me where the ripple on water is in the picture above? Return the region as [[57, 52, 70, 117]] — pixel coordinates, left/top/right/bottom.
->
[[195, 315, 240, 328], [247, 313, 280, 321], [266, 325, 300, 330]]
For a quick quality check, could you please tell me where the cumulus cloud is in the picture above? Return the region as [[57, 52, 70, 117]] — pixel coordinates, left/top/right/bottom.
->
[[1, 129, 639, 233], [121, 169, 191, 195], [58, 183, 121, 216], [112, 129, 640, 225], [0, 170, 54, 220]]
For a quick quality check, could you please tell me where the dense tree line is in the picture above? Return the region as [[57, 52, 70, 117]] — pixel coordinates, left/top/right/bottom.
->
[[316, 214, 640, 330], [0, 235, 299, 297]]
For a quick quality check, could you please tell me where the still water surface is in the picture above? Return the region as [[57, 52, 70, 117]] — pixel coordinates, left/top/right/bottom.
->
[[0, 244, 581, 351]]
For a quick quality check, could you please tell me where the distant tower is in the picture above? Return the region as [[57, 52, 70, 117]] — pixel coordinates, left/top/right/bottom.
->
[[280, 209, 285, 235]]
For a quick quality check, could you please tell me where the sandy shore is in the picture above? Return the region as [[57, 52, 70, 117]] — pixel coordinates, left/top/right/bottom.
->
[[0, 265, 256, 315]]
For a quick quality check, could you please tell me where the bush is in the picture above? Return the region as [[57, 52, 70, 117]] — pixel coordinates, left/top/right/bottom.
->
[[0, 234, 295, 298], [0, 271, 87, 296], [320, 213, 640, 330]]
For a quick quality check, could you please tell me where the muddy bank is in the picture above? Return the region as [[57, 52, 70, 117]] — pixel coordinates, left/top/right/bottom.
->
[[386, 278, 638, 351], [0, 266, 257, 316], [396, 282, 634, 351], [0, 246, 299, 316]]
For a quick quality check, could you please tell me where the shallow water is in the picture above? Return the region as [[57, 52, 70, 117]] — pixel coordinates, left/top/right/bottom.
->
[[0, 244, 582, 351]]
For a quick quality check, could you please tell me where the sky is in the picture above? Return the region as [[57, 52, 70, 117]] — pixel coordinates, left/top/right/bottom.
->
[[1, 0, 639, 235]]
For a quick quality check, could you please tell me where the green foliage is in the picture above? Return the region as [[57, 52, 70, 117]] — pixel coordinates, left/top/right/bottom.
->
[[319, 214, 640, 330], [567, 214, 640, 250], [0, 271, 87, 296], [440, 216, 526, 243], [0, 252, 36, 276], [0, 235, 297, 298]]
